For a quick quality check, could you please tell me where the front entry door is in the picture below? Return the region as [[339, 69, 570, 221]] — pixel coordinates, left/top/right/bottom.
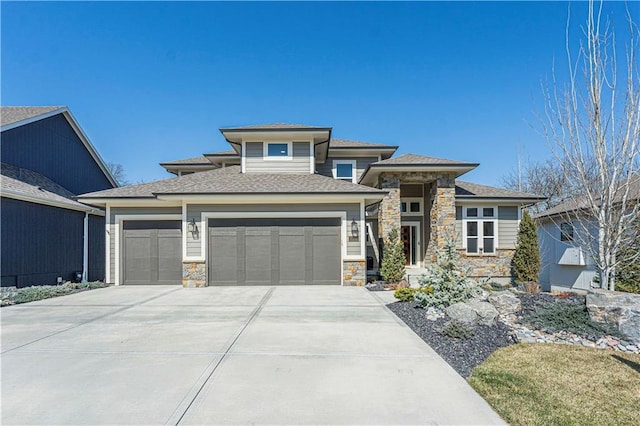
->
[[401, 223, 420, 266]]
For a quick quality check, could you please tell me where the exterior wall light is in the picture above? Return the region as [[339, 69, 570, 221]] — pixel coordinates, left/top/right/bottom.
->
[[351, 219, 359, 239], [188, 218, 199, 238]]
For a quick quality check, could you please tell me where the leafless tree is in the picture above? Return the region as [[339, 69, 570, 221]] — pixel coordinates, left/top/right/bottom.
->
[[541, 0, 640, 291], [106, 162, 130, 186], [501, 159, 576, 213]]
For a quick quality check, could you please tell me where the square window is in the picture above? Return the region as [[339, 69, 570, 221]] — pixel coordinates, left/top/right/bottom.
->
[[483, 207, 494, 217], [267, 143, 288, 157], [410, 202, 421, 212], [560, 223, 574, 242], [467, 207, 478, 217], [483, 238, 494, 253], [335, 163, 353, 180], [467, 238, 478, 253]]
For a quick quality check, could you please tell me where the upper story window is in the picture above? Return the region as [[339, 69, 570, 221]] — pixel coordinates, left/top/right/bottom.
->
[[265, 142, 290, 158], [462, 206, 497, 255], [332, 160, 356, 183]]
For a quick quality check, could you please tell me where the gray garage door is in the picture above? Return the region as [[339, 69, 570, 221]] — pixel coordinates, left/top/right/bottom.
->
[[208, 218, 341, 285], [122, 221, 182, 285]]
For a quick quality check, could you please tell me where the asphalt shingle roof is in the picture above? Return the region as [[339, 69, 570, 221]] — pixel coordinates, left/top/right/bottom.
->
[[455, 181, 545, 199], [159, 156, 214, 165], [0, 106, 64, 127], [373, 153, 478, 166], [80, 166, 386, 198], [329, 138, 397, 149], [221, 123, 328, 130], [1, 163, 89, 209]]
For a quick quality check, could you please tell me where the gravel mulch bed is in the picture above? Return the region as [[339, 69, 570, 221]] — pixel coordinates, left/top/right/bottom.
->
[[387, 301, 515, 378]]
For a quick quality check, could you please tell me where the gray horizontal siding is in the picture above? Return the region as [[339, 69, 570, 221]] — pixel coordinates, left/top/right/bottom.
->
[[245, 141, 311, 173], [498, 206, 519, 248], [186, 203, 362, 258], [316, 157, 378, 181], [108, 207, 182, 283]]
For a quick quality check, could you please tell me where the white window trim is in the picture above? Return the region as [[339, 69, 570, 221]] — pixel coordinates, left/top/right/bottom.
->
[[400, 197, 423, 216], [332, 160, 357, 183], [461, 206, 498, 255], [114, 214, 182, 286], [263, 141, 293, 161]]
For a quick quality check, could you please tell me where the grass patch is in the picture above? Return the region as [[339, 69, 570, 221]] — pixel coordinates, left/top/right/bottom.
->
[[469, 344, 640, 426]]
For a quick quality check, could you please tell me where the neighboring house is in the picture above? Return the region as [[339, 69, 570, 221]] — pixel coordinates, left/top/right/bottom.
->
[[79, 123, 543, 287], [1, 106, 117, 287], [535, 178, 640, 292]]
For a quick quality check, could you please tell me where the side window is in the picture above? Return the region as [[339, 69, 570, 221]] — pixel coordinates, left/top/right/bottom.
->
[[463, 206, 496, 254], [560, 223, 574, 242]]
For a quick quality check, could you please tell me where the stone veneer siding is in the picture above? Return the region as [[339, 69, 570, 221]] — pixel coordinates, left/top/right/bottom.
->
[[457, 249, 515, 278], [182, 261, 207, 287], [378, 174, 401, 243], [343, 260, 366, 286], [427, 176, 456, 262]]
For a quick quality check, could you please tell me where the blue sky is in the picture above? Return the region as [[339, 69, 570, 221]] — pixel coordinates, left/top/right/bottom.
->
[[2, 1, 637, 186]]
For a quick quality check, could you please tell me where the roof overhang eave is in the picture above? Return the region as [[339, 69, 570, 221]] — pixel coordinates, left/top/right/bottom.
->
[[3, 189, 104, 214], [359, 164, 479, 185]]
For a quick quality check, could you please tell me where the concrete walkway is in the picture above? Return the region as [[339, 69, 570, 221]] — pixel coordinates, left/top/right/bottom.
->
[[1, 286, 504, 425]]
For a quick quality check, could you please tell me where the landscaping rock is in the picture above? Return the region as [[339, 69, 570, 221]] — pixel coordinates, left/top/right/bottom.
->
[[488, 291, 522, 314], [445, 302, 478, 325], [587, 289, 640, 344], [467, 300, 499, 326]]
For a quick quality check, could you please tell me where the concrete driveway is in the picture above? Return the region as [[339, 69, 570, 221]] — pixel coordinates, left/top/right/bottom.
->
[[1, 286, 504, 425]]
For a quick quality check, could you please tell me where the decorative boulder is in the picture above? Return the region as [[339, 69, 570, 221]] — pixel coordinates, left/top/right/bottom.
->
[[488, 291, 522, 315], [467, 300, 499, 326], [445, 302, 478, 326], [587, 289, 640, 344]]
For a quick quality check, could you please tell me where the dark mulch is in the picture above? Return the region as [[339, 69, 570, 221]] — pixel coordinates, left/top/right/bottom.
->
[[387, 301, 516, 378]]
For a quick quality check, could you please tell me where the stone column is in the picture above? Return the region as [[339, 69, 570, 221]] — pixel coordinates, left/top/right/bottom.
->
[[378, 173, 401, 243], [427, 175, 456, 262]]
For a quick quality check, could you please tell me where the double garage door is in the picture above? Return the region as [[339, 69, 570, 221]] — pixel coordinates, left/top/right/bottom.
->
[[121, 218, 341, 285]]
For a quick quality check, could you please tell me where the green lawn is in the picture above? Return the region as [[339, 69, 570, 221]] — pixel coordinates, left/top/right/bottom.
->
[[469, 344, 640, 426]]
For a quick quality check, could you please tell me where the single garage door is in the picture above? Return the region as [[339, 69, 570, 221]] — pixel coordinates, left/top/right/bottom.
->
[[208, 218, 341, 285], [122, 220, 182, 285]]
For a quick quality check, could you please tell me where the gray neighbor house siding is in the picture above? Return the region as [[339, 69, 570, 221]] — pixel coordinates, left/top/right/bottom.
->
[[1, 198, 95, 286], [1, 111, 113, 287]]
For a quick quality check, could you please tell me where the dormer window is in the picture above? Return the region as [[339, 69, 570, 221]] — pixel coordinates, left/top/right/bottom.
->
[[332, 160, 356, 183], [264, 142, 291, 160]]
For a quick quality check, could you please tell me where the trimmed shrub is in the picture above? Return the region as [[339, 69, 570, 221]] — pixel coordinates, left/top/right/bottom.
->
[[380, 227, 406, 284], [523, 300, 622, 338], [13, 285, 74, 304], [394, 287, 416, 302], [415, 237, 480, 308], [512, 210, 540, 283]]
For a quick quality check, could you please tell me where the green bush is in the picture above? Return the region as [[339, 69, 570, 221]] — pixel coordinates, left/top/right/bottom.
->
[[443, 320, 475, 339], [512, 210, 540, 283], [380, 227, 406, 284], [394, 287, 416, 302], [523, 301, 622, 338], [414, 237, 480, 308], [393, 286, 434, 302]]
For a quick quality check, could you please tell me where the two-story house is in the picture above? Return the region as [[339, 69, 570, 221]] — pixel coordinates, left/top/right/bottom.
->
[[79, 123, 543, 287], [1, 106, 117, 286]]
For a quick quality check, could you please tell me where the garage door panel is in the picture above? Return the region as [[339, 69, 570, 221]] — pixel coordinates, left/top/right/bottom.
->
[[245, 233, 272, 285], [209, 218, 341, 286], [122, 221, 181, 285]]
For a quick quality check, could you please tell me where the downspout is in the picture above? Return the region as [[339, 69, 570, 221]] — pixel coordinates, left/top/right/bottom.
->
[[82, 212, 89, 283]]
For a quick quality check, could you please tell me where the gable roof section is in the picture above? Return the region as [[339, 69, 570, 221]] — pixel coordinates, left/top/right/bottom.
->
[[220, 123, 328, 130], [1, 163, 96, 212], [329, 138, 398, 149], [0, 106, 118, 188], [374, 153, 478, 166], [455, 181, 545, 200], [79, 165, 387, 200], [534, 175, 640, 219], [0, 106, 64, 126], [159, 156, 214, 166]]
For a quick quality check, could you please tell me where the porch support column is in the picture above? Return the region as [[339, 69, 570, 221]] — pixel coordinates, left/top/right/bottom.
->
[[378, 173, 401, 243], [427, 175, 456, 262]]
